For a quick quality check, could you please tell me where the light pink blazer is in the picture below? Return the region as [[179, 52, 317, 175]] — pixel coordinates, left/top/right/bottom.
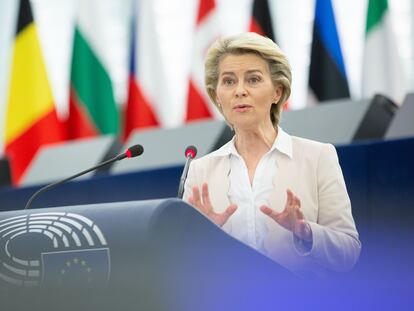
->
[[184, 135, 361, 275]]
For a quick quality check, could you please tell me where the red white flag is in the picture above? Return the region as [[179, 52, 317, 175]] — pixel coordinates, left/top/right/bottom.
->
[[123, 14, 158, 140], [185, 0, 221, 121]]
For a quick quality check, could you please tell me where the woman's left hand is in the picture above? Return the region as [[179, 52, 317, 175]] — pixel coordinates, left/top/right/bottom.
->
[[260, 189, 312, 242]]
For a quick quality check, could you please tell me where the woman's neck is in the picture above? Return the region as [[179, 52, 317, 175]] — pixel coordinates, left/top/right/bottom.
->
[[234, 124, 278, 159]]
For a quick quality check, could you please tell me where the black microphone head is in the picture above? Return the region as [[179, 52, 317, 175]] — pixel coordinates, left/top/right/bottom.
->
[[185, 145, 197, 159], [126, 144, 144, 158]]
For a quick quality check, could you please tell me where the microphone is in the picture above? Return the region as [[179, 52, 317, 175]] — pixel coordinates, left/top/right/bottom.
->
[[24, 144, 144, 210], [177, 145, 197, 199]]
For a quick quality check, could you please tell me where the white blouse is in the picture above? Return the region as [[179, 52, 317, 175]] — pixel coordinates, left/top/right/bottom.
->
[[220, 128, 293, 252]]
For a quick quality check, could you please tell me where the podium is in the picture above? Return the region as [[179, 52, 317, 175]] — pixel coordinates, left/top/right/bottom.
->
[[1, 198, 412, 310], [0, 199, 295, 310]]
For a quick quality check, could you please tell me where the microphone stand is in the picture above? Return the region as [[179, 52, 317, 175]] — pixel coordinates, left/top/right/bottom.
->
[[24, 154, 126, 210], [177, 155, 194, 199]]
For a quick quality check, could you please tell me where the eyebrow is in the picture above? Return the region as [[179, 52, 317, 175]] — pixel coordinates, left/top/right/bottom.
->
[[220, 69, 264, 76]]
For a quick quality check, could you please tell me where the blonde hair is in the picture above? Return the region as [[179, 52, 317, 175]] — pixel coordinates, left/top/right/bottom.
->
[[205, 32, 292, 127]]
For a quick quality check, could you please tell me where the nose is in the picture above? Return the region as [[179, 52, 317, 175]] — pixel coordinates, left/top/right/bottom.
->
[[235, 81, 247, 97]]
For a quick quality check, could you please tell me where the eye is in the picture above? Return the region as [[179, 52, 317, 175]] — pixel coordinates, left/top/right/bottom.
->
[[222, 78, 235, 86], [248, 76, 261, 84]]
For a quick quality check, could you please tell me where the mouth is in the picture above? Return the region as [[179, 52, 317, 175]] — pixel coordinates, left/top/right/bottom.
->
[[233, 104, 252, 112]]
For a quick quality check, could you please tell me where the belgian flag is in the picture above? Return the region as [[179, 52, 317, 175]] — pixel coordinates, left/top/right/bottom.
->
[[5, 0, 65, 185]]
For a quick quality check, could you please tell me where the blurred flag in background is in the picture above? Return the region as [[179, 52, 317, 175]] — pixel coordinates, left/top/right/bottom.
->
[[123, 12, 159, 140], [67, 0, 120, 139], [249, 0, 275, 41], [309, 0, 350, 102], [185, 0, 219, 122], [362, 0, 406, 104], [249, 0, 290, 110], [4, 0, 65, 185]]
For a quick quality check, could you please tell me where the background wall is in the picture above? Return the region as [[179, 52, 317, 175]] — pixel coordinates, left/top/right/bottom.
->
[[0, 0, 413, 155]]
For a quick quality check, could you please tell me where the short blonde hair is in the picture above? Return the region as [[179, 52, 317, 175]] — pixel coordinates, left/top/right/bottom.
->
[[205, 32, 292, 127]]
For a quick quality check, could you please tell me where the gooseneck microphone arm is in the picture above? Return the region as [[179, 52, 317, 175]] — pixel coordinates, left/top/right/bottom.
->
[[177, 146, 197, 199], [24, 144, 144, 210]]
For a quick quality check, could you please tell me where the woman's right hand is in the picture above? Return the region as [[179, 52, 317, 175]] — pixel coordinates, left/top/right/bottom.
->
[[188, 182, 237, 227]]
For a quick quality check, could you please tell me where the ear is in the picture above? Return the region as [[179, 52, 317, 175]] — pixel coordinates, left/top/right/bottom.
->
[[273, 84, 283, 103], [215, 95, 222, 108]]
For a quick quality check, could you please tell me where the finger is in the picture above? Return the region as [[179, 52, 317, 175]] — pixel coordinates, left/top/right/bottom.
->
[[293, 195, 301, 208], [294, 205, 305, 220], [295, 205, 305, 219], [260, 205, 282, 222], [260, 205, 272, 215], [188, 196, 205, 214], [192, 186, 202, 206], [289, 192, 303, 220], [222, 204, 237, 222], [286, 189, 293, 207], [201, 183, 212, 209], [283, 190, 292, 214], [287, 200, 298, 223], [215, 204, 238, 227], [223, 204, 238, 219], [286, 191, 296, 215]]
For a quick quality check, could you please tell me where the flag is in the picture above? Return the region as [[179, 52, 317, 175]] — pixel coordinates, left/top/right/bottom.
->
[[67, 1, 120, 139], [362, 0, 406, 103], [309, 0, 350, 102], [42, 248, 110, 286], [4, 0, 65, 185], [249, 0, 275, 41], [134, 0, 173, 128], [185, 0, 219, 121], [123, 14, 158, 140], [248, 0, 290, 110]]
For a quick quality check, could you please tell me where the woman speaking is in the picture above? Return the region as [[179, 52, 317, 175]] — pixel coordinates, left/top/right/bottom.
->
[[183, 32, 361, 276]]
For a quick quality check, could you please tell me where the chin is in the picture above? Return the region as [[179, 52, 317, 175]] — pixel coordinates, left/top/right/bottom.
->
[[232, 119, 259, 131]]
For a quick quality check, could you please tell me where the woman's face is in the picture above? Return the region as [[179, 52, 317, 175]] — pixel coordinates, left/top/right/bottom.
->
[[215, 53, 282, 130]]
